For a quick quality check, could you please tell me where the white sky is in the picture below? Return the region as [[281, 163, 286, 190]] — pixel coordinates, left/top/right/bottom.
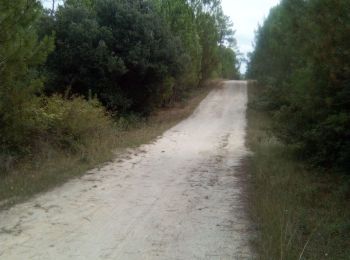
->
[[221, 0, 280, 73]]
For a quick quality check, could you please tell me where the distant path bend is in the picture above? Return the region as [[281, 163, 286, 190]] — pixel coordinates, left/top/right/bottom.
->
[[0, 80, 253, 259]]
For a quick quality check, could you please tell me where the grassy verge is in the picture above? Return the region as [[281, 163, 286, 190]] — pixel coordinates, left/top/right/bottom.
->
[[0, 80, 221, 208], [246, 82, 350, 259]]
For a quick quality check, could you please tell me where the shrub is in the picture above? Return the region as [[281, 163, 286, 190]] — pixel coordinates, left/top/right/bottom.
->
[[0, 95, 116, 173], [41, 95, 115, 152]]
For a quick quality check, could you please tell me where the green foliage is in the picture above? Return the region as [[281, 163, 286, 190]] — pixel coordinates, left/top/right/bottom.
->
[[0, 94, 115, 173], [40, 95, 115, 152], [153, 0, 202, 91], [0, 1, 115, 172], [39, 0, 239, 114], [217, 46, 240, 79], [247, 82, 350, 259], [0, 0, 54, 153], [194, 1, 239, 81], [40, 0, 185, 114], [247, 0, 350, 172]]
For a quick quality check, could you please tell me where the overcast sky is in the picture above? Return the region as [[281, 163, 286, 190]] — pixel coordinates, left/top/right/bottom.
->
[[221, 0, 280, 72]]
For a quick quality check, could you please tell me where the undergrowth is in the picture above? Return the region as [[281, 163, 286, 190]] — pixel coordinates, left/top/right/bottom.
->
[[247, 81, 350, 259]]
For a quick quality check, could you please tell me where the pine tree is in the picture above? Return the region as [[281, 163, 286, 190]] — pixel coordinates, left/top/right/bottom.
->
[[0, 0, 54, 151]]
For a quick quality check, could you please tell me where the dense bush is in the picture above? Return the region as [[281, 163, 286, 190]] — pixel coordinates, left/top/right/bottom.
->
[[0, 94, 115, 172], [40, 0, 185, 115], [247, 0, 350, 172], [39, 95, 115, 152], [39, 0, 239, 116]]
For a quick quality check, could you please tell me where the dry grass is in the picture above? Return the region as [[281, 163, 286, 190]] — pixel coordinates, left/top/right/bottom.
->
[[246, 81, 350, 259], [0, 81, 221, 209]]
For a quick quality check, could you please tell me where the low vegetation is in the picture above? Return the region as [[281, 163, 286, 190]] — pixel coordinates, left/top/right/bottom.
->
[[247, 82, 350, 259]]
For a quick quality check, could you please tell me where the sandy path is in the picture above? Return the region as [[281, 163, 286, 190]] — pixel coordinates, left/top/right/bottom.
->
[[0, 81, 252, 259]]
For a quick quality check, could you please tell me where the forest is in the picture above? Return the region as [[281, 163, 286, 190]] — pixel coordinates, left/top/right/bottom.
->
[[1, 0, 350, 258], [247, 0, 350, 258], [0, 0, 239, 180], [247, 0, 350, 173]]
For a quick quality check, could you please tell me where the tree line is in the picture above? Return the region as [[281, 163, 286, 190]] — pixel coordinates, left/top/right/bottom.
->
[[247, 0, 350, 173], [0, 0, 239, 169]]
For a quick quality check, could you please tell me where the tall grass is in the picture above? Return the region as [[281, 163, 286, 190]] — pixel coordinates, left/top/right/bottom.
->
[[247, 82, 350, 259]]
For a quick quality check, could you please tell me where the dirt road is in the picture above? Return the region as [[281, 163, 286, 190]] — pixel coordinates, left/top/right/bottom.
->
[[0, 81, 252, 259]]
